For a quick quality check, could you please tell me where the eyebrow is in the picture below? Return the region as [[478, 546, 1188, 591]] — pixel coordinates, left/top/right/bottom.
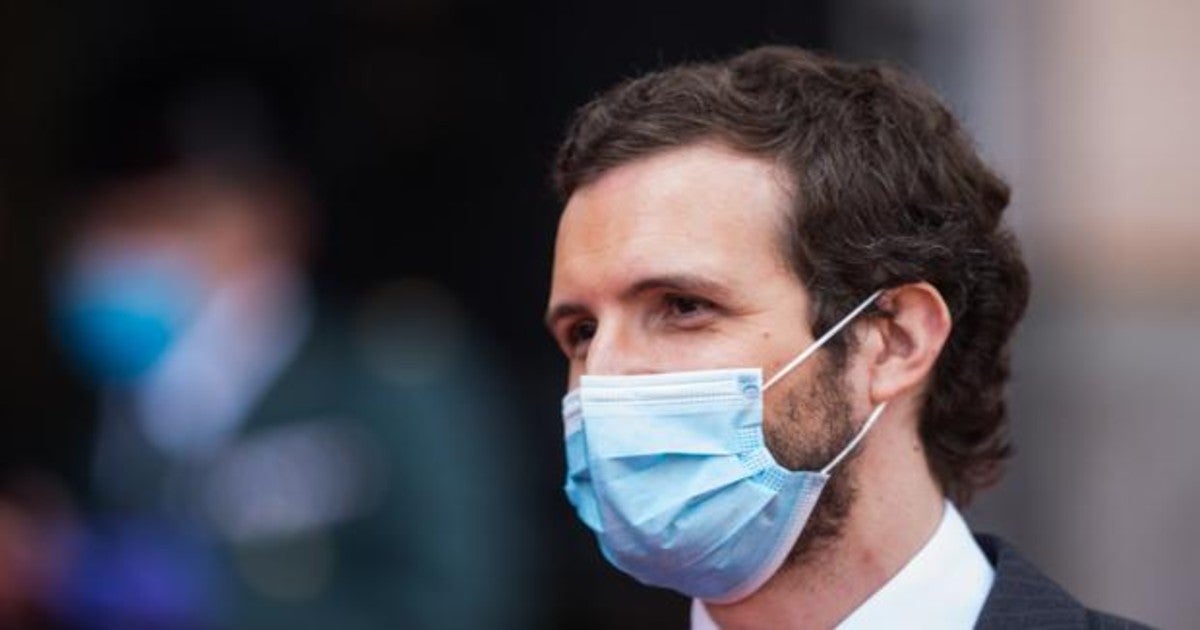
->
[[544, 273, 733, 331]]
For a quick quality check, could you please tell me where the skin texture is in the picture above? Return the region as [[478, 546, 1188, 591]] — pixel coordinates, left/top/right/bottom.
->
[[547, 143, 953, 629]]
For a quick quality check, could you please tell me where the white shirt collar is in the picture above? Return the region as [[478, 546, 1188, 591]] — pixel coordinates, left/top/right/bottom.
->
[[691, 500, 994, 629]]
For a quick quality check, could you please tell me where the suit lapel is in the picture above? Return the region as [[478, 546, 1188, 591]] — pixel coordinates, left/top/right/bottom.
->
[[973, 534, 1089, 629]]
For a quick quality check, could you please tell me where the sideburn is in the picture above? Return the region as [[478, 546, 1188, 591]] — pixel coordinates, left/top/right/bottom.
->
[[762, 353, 860, 567]]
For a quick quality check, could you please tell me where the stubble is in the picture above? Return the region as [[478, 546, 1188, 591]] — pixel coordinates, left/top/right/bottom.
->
[[762, 353, 862, 569]]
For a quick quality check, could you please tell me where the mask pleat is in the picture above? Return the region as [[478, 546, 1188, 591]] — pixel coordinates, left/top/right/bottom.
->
[[582, 403, 755, 459]]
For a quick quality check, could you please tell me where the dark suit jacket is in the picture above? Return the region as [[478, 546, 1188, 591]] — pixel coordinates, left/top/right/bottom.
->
[[974, 534, 1153, 629], [83, 309, 537, 629]]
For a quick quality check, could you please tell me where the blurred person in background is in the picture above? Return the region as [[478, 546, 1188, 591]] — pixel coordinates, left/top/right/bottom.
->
[[545, 46, 1148, 629], [36, 80, 534, 629]]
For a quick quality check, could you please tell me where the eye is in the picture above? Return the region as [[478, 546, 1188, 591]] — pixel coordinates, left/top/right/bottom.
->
[[564, 318, 597, 353], [664, 294, 715, 319]]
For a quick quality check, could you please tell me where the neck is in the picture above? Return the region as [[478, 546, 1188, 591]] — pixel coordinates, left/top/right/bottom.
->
[[703, 404, 945, 630]]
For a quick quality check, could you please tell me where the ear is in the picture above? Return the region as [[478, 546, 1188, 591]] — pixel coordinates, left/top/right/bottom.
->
[[863, 282, 952, 404]]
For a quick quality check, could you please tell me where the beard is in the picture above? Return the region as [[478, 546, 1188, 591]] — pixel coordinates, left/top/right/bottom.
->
[[762, 353, 861, 569]]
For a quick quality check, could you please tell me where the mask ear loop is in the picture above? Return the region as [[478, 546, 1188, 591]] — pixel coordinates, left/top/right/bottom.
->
[[820, 402, 888, 475], [757, 288, 889, 475], [762, 289, 885, 392]]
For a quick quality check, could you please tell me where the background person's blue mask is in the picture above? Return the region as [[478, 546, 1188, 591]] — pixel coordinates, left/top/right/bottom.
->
[[562, 290, 886, 602], [52, 247, 205, 383]]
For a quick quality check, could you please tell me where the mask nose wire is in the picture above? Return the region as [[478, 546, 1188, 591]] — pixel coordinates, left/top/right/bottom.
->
[[762, 289, 885, 392]]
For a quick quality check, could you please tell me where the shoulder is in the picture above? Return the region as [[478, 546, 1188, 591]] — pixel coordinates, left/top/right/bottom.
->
[[973, 534, 1153, 630]]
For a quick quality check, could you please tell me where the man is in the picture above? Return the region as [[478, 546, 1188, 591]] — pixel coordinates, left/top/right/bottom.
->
[[545, 46, 1145, 629], [46, 155, 532, 628]]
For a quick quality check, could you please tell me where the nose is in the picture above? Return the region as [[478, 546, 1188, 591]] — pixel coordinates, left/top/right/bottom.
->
[[583, 318, 657, 378]]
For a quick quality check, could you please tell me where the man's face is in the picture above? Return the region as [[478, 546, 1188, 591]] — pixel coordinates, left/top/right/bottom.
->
[[547, 142, 862, 563], [548, 142, 825, 402]]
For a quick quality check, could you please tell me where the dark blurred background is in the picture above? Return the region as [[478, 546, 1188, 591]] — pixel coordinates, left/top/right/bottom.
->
[[1, 1, 1196, 628]]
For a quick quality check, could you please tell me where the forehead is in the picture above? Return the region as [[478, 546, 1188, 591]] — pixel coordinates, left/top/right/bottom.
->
[[551, 143, 795, 297]]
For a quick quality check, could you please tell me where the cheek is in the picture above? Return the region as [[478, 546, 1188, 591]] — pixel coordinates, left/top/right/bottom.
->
[[565, 317, 810, 385], [762, 384, 832, 471], [651, 323, 803, 373], [761, 361, 854, 471], [653, 334, 763, 372], [754, 328, 816, 378]]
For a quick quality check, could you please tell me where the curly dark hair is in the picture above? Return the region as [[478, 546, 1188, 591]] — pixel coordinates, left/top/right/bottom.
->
[[552, 46, 1030, 504]]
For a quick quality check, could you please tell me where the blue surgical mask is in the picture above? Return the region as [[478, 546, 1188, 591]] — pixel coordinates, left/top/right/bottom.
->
[[52, 246, 205, 382], [562, 290, 886, 602]]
